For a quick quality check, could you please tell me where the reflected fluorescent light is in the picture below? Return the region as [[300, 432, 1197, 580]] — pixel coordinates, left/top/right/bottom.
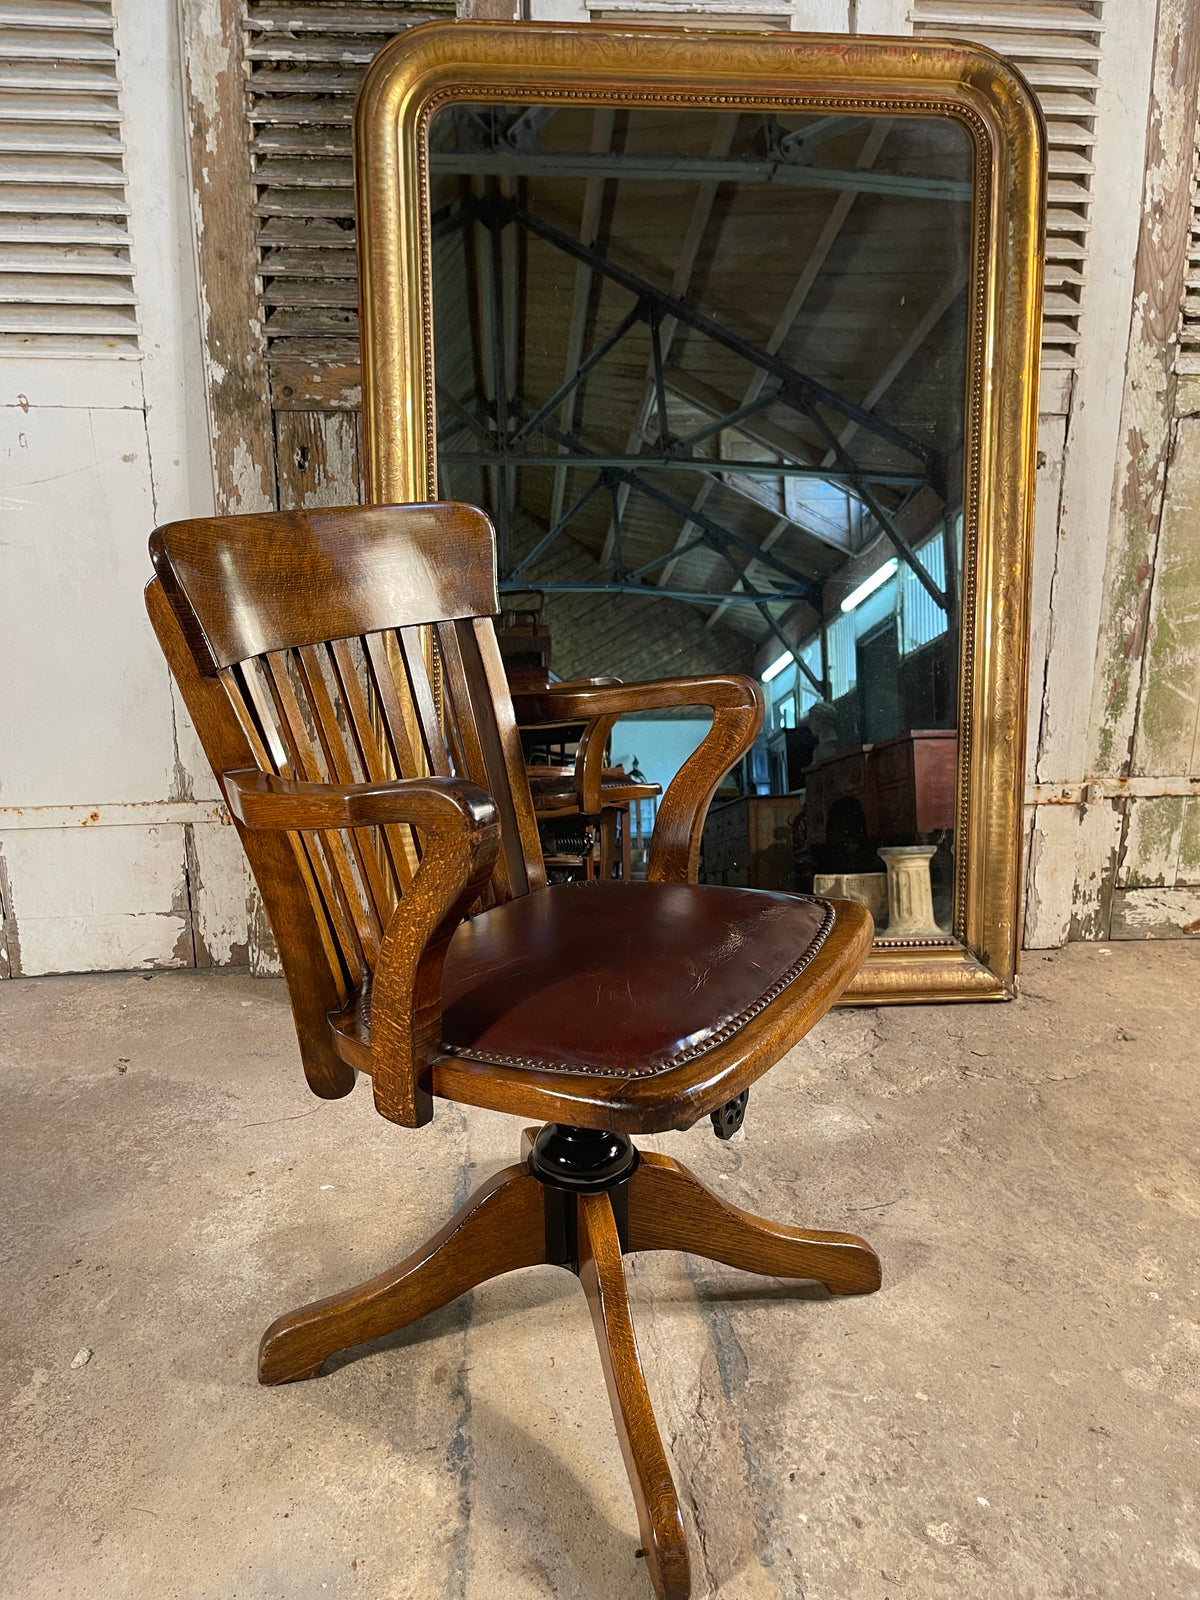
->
[[761, 652, 794, 684], [840, 558, 897, 613]]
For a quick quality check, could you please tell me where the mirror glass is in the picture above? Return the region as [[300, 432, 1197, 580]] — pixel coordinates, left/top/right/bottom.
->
[[428, 101, 971, 942]]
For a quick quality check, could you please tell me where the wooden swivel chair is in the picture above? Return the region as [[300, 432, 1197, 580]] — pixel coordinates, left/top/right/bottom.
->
[[146, 501, 880, 1600]]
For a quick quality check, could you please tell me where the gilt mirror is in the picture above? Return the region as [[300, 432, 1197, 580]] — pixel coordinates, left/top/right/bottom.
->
[[355, 22, 1044, 1003]]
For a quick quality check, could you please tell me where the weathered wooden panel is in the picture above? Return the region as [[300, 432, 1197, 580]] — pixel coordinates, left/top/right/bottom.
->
[[180, 0, 276, 512], [274, 409, 361, 509], [1110, 886, 1200, 939], [1130, 415, 1200, 778], [0, 406, 178, 808], [1031, 5, 1158, 785], [1026, 414, 1068, 787], [0, 846, 15, 978], [1118, 794, 1185, 888], [0, 826, 192, 975], [1086, 0, 1200, 781], [1175, 375, 1200, 417], [1023, 798, 1122, 949], [188, 820, 252, 968], [1179, 796, 1200, 884]]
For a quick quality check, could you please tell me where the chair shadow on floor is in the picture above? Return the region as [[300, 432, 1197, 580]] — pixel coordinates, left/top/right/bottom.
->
[[464, 1392, 662, 1599]]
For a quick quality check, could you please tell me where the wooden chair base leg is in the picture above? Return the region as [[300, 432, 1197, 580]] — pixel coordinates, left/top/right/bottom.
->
[[625, 1149, 882, 1296], [577, 1189, 691, 1600], [256, 1130, 875, 1600], [258, 1163, 548, 1384]]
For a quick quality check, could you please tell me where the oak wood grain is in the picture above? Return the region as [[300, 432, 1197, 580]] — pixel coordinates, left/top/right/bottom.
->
[[150, 501, 500, 673], [258, 1163, 546, 1384], [577, 1190, 691, 1600], [627, 1151, 881, 1294]]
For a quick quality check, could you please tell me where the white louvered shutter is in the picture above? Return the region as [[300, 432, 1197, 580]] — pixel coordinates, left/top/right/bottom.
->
[[1177, 128, 1200, 375], [243, 0, 450, 392], [909, 1, 1104, 371], [0, 0, 137, 354]]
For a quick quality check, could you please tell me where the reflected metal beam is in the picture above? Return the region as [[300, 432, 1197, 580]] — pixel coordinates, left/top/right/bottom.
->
[[492, 194, 941, 475], [510, 415, 827, 611], [602, 114, 739, 569], [655, 119, 894, 586], [431, 151, 971, 203], [548, 107, 616, 530], [498, 580, 815, 606], [820, 270, 968, 467], [438, 451, 923, 485]]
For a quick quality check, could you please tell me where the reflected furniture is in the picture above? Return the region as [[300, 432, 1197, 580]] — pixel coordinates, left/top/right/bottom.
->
[[701, 793, 803, 891], [527, 761, 656, 880], [517, 688, 662, 879], [805, 728, 958, 848], [146, 501, 879, 1600]]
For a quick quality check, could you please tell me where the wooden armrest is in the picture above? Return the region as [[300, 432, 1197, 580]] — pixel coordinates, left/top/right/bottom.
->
[[511, 676, 623, 819], [223, 769, 497, 836], [224, 769, 499, 1131], [510, 675, 620, 727], [512, 676, 763, 882]]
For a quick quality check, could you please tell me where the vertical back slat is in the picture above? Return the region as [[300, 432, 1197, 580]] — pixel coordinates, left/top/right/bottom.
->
[[436, 620, 538, 901], [236, 657, 292, 775], [398, 627, 453, 777], [328, 638, 415, 894], [220, 664, 353, 998], [364, 630, 451, 781], [262, 651, 377, 974], [469, 617, 547, 894], [433, 628, 471, 782], [295, 645, 399, 931]]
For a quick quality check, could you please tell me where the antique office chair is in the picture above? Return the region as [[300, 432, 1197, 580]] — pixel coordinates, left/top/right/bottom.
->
[[146, 501, 880, 1600]]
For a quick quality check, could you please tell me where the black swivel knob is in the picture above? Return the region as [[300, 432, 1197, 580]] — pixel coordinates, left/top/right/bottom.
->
[[710, 1089, 749, 1140]]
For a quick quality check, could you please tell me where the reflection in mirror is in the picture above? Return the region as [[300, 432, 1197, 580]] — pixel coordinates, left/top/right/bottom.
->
[[429, 102, 970, 940]]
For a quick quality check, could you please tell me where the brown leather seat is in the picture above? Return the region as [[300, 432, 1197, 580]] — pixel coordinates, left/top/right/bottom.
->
[[440, 881, 832, 1078]]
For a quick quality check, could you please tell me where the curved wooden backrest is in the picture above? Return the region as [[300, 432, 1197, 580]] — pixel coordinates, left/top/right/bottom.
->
[[150, 501, 500, 673], [148, 503, 546, 1099]]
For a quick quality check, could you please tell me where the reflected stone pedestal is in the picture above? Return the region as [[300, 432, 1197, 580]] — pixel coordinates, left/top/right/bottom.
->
[[876, 845, 943, 938], [812, 872, 889, 927]]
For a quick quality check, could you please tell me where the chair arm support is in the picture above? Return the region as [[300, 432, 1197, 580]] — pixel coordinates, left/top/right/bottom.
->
[[223, 769, 497, 836], [223, 769, 500, 1129], [511, 676, 764, 882], [511, 677, 622, 816]]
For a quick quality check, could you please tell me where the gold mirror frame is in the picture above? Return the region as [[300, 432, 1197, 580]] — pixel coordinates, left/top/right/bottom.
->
[[354, 20, 1044, 1004]]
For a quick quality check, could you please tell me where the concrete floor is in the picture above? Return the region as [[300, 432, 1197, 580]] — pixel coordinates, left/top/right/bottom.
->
[[1, 942, 1198, 1600]]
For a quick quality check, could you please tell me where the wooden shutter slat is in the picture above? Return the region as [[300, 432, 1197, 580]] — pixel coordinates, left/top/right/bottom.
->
[[910, 0, 1102, 370], [0, 0, 135, 352], [241, 0, 451, 400]]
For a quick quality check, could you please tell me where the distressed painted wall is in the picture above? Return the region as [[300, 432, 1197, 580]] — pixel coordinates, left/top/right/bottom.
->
[[0, 0, 254, 977], [2, 0, 1197, 979], [1024, 0, 1200, 946]]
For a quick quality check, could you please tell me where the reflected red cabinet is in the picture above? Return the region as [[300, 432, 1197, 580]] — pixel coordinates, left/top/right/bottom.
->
[[806, 729, 958, 844]]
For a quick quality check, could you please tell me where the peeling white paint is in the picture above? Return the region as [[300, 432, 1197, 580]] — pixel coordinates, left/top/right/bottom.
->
[[227, 437, 270, 512]]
